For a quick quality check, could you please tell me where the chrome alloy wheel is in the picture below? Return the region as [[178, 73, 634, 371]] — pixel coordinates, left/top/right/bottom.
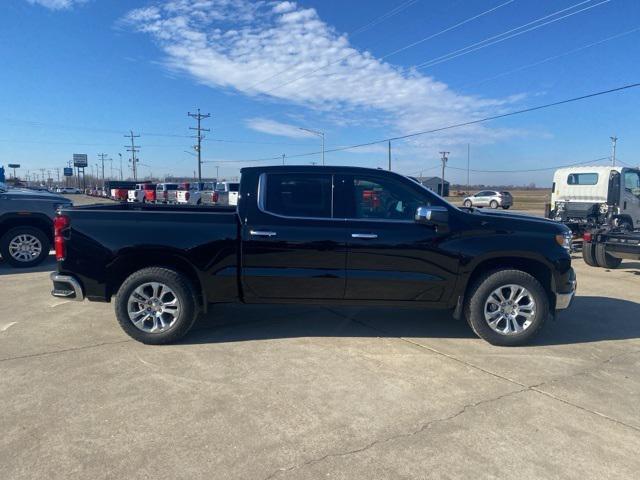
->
[[484, 284, 536, 335], [127, 282, 181, 333], [8, 234, 43, 263]]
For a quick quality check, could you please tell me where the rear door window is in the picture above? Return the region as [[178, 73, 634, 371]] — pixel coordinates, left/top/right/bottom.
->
[[264, 173, 333, 218]]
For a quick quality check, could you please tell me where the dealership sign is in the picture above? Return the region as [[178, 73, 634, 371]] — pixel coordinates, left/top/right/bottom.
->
[[7, 163, 20, 169], [63, 167, 73, 177], [73, 154, 88, 167]]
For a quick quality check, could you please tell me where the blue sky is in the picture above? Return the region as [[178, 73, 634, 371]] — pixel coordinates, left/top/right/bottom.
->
[[1, 0, 639, 185]]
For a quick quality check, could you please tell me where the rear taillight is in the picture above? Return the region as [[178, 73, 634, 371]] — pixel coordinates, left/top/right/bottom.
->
[[583, 232, 592, 242], [185, 192, 190, 201], [54, 215, 70, 261], [212, 192, 219, 203]]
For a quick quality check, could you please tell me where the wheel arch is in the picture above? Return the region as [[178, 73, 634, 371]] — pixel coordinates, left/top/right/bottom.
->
[[0, 214, 54, 244], [106, 251, 207, 312], [460, 256, 555, 312]]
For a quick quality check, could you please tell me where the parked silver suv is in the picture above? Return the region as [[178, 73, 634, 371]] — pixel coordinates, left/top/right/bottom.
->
[[463, 190, 513, 209]]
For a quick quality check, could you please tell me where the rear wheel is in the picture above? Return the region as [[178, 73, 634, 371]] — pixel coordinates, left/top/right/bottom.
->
[[465, 269, 548, 346], [0, 226, 50, 268], [115, 267, 198, 344], [595, 243, 622, 269], [490, 200, 499, 209], [582, 242, 599, 267], [503, 205, 511, 210]]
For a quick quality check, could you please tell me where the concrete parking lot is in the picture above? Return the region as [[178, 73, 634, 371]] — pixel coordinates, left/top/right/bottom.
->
[[1, 251, 639, 479]]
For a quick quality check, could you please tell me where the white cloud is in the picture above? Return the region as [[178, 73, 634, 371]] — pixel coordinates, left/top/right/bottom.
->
[[26, 0, 88, 10], [246, 118, 315, 139], [122, 0, 524, 147]]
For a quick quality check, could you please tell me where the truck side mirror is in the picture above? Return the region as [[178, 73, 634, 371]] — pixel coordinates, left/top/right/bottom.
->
[[415, 206, 449, 225]]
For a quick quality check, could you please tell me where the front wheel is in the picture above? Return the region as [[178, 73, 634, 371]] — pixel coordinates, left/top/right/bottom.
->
[[465, 269, 549, 346], [502, 205, 511, 210], [0, 226, 50, 268], [463, 200, 472, 208], [115, 267, 198, 344]]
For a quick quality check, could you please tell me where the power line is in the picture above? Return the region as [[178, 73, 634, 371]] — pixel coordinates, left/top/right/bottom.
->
[[457, 26, 640, 89], [350, 0, 421, 36], [260, 0, 516, 96], [379, 0, 515, 61], [209, 158, 281, 164], [282, 82, 640, 159], [414, 0, 610, 70], [445, 155, 611, 173]]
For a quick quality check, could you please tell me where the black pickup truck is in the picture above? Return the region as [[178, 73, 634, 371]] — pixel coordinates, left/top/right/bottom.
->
[[50, 166, 576, 346]]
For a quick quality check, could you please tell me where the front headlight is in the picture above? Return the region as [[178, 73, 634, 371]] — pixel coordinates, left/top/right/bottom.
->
[[555, 201, 566, 211], [555, 231, 573, 251], [599, 203, 609, 214]]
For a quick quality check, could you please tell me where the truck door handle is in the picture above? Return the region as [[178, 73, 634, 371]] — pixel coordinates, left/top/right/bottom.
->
[[250, 230, 277, 237], [351, 233, 378, 239]]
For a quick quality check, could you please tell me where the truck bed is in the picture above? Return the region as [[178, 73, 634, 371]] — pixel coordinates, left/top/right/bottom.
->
[[57, 202, 240, 302]]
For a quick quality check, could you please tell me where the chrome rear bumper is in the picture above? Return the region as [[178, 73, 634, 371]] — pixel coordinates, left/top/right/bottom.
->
[[50, 273, 84, 301]]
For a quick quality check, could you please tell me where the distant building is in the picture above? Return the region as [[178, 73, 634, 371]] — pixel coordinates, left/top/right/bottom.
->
[[419, 176, 450, 197]]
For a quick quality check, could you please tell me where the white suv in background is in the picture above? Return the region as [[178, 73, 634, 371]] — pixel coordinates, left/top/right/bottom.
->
[[463, 190, 513, 209]]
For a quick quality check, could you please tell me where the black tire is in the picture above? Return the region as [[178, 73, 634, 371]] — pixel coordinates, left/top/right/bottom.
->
[[503, 205, 511, 210], [115, 267, 198, 344], [463, 200, 472, 208], [582, 242, 599, 267], [490, 200, 499, 209], [595, 243, 622, 269], [0, 226, 51, 268], [464, 269, 549, 346]]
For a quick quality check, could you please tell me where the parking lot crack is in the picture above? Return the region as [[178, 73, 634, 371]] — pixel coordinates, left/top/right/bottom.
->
[[0, 339, 131, 363], [327, 309, 640, 434], [261, 388, 527, 480]]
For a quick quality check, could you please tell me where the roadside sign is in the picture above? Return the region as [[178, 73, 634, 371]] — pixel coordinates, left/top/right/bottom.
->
[[7, 163, 20, 169], [63, 167, 73, 177], [73, 154, 88, 167]]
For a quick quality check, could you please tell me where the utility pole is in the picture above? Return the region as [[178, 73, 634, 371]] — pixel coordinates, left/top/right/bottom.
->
[[188, 109, 211, 183], [282, 153, 286, 165], [388, 140, 391, 171], [610, 136, 618, 166], [98, 153, 108, 188], [439, 151, 449, 197], [55, 168, 60, 184], [118, 153, 123, 180], [467, 144, 470, 194], [124, 131, 141, 181]]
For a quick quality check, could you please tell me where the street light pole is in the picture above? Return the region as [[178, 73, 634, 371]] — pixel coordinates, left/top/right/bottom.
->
[[299, 127, 325, 166]]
